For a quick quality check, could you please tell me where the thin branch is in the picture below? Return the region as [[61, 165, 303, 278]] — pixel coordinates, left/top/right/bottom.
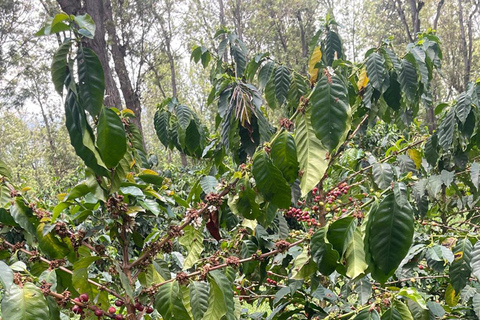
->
[[142, 239, 306, 293], [4, 241, 124, 300], [129, 178, 239, 269]]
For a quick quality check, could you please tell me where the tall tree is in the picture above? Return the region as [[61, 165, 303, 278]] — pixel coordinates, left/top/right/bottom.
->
[[56, 0, 145, 149]]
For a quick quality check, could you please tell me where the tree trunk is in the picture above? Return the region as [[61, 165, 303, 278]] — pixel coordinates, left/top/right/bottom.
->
[[218, 0, 228, 62], [57, 0, 146, 151], [409, 0, 424, 39], [296, 10, 308, 73], [457, 0, 468, 91], [102, 0, 146, 150], [391, 0, 413, 42], [433, 0, 445, 30], [57, 0, 122, 109], [232, 0, 243, 41]]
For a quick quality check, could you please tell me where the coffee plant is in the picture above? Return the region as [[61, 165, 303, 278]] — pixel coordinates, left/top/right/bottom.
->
[[1, 10, 480, 320]]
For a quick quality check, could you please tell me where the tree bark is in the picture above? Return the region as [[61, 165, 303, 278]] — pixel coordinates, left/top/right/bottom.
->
[[57, 0, 122, 109], [232, 0, 243, 41], [57, 0, 146, 150], [103, 0, 146, 149], [391, 0, 414, 42], [433, 0, 445, 30], [218, 0, 228, 62], [458, 0, 468, 91]]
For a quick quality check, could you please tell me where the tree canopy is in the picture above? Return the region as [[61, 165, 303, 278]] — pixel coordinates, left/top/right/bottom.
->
[[1, 1, 480, 320]]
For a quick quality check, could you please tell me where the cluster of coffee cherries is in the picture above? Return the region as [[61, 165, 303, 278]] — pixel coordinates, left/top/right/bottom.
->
[[266, 278, 278, 286], [284, 206, 321, 226], [71, 294, 153, 319]]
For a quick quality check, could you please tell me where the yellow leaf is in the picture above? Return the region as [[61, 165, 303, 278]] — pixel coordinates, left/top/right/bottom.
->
[[21, 187, 32, 193], [57, 193, 67, 201], [357, 67, 369, 91], [407, 149, 422, 168], [233, 171, 242, 179], [141, 169, 158, 175], [445, 284, 460, 307], [126, 172, 135, 182], [121, 109, 135, 117], [308, 46, 322, 85]]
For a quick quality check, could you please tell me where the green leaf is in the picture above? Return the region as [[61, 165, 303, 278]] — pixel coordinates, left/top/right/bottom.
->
[[258, 61, 275, 90], [189, 281, 209, 320], [365, 192, 414, 284], [0, 185, 11, 207], [265, 76, 278, 109], [77, 47, 105, 117], [397, 287, 427, 309], [0, 159, 11, 179], [154, 110, 171, 148], [437, 109, 456, 150], [310, 71, 351, 151], [327, 216, 356, 256], [51, 39, 72, 95], [424, 135, 438, 166], [97, 107, 127, 168], [231, 44, 246, 77], [381, 308, 402, 320], [155, 282, 192, 320], [345, 229, 368, 279], [1, 283, 49, 320], [287, 72, 309, 111], [230, 185, 261, 220], [295, 108, 328, 196], [372, 163, 394, 189], [352, 309, 380, 320], [393, 300, 413, 320], [398, 59, 417, 102], [64, 90, 109, 176], [240, 240, 259, 275], [427, 301, 445, 318], [0, 260, 14, 290], [449, 238, 473, 292], [10, 200, 36, 235], [270, 132, 299, 183], [72, 256, 101, 299], [324, 30, 343, 66], [274, 65, 291, 106], [310, 227, 340, 275], [291, 246, 316, 280], [455, 92, 472, 124], [252, 150, 291, 209], [406, 300, 428, 320], [473, 293, 480, 318], [204, 270, 235, 320], [177, 105, 193, 130], [179, 225, 204, 270], [471, 162, 480, 191], [36, 223, 70, 259], [74, 14, 96, 38], [471, 240, 480, 280], [366, 52, 387, 93], [200, 176, 218, 194]]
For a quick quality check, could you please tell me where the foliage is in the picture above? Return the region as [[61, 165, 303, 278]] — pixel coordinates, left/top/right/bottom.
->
[[1, 9, 480, 320]]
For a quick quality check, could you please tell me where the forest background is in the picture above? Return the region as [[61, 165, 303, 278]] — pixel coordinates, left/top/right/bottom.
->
[[1, 0, 479, 199]]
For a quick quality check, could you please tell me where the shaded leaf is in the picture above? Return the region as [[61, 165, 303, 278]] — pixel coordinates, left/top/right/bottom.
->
[[310, 71, 351, 151], [97, 107, 127, 168]]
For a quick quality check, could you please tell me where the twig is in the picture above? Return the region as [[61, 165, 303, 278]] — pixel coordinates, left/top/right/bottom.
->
[[129, 178, 239, 269], [4, 240, 124, 300], [142, 238, 306, 293]]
